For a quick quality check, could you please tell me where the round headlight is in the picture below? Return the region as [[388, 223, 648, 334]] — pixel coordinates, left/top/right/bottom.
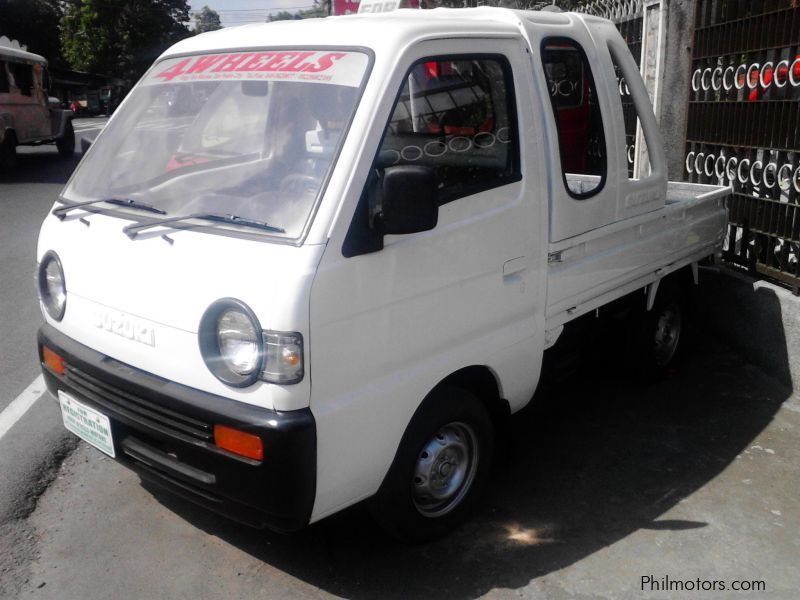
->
[[217, 309, 260, 375], [38, 251, 66, 321], [198, 299, 263, 387]]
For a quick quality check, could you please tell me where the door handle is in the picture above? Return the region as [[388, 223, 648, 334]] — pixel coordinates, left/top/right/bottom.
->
[[502, 256, 526, 277]]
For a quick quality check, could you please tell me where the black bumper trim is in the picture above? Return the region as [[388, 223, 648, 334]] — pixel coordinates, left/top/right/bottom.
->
[[68, 364, 214, 442], [121, 436, 217, 486], [38, 324, 316, 532]]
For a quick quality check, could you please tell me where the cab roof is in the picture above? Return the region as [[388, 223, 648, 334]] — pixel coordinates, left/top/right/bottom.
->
[[160, 7, 596, 60]]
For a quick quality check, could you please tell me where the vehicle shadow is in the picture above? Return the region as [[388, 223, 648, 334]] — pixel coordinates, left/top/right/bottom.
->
[[143, 331, 789, 599], [0, 152, 81, 186]]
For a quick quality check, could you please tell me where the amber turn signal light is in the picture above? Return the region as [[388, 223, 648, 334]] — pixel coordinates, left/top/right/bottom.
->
[[214, 424, 264, 461], [42, 346, 66, 376]]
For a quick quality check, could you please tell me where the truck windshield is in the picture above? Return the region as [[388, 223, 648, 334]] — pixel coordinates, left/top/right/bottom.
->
[[62, 50, 370, 239]]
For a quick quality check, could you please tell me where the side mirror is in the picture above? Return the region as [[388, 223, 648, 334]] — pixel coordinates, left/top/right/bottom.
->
[[80, 137, 92, 154], [374, 165, 438, 235]]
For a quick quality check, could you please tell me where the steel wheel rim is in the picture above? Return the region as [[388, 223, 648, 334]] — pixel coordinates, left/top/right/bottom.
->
[[411, 421, 479, 518], [653, 303, 682, 367]]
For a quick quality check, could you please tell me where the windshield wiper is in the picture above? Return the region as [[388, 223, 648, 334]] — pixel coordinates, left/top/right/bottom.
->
[[53, 198, 167, 220], [123, 213, 285, 239]]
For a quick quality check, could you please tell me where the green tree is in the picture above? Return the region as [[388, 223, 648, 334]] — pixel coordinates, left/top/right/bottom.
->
[[267, 10, 301, 22], [299, 0, 329, 18], [0, 0, 65, 66], [266, 0, 328, 22], [61, 0, 192, 82], [193, 5, 222, 33]]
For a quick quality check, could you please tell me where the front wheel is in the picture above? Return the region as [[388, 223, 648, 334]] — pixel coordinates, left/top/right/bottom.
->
[[0, 132, 17, 172], [369, 386, 493, 541], [56, 121, 75, 158]]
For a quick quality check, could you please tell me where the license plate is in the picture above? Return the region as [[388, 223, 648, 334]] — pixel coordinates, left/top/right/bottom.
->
[[58, 390, 115, 458]]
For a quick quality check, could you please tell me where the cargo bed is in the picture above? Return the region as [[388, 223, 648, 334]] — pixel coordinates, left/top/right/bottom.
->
[[545, 181, 730, 336]]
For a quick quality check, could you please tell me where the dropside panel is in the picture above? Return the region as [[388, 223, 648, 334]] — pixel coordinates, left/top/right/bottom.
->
[[545, 184, 728, 329]]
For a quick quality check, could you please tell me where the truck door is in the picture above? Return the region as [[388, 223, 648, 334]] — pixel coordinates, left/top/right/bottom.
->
[[308, 38, 547, 520]]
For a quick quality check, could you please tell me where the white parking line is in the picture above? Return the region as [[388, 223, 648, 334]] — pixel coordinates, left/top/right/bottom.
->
[[0, 376, 46, 441]]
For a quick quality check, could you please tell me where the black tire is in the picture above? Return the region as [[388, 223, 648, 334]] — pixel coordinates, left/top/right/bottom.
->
[[0, 132, 17, 172], [56, 120, 75, 158], [626, 280, 687, 380], [368, 386, 494, 542]]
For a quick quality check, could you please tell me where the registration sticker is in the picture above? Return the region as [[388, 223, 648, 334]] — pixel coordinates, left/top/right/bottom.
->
[[58, 390, 115, 458]]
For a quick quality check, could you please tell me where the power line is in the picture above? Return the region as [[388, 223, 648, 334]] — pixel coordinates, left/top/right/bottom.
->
[[189, 7, 316, 18], [190, 6, 316, 13], [65, 1, 315, 18], [191, 7, 315, 12], [189, 5, 318, 27]]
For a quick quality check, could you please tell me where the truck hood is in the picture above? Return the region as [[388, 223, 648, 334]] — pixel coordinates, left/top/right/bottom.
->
[[37, 210, 323, 410]]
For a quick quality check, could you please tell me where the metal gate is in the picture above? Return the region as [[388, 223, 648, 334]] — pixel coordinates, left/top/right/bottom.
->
[[684, 1, 800, 292]]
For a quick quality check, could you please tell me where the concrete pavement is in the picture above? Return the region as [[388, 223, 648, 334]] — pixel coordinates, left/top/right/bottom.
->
[[0, 124, 88, 576], [0, 146, 79, 414]]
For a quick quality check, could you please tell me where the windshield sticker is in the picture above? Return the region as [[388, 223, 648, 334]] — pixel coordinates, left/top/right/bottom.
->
[[149, 51, 367, 87]]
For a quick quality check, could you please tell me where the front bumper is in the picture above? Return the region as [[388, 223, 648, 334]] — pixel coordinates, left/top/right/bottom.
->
[[38, 324, 316, 532]]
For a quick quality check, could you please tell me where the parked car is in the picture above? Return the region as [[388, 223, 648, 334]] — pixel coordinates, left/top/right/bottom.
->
[[36, 8, 729, 541], [0, 38, 74, 170]]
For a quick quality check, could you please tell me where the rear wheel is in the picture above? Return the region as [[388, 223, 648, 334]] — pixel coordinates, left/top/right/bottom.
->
[[56, 121, 75, 158], [0, 132, 17, 172], [627, 281, 686, 380], [369, 386, 493, 541]]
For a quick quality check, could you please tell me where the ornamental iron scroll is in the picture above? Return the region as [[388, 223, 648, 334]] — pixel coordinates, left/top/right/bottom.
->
[[686, 0, 800, 293]]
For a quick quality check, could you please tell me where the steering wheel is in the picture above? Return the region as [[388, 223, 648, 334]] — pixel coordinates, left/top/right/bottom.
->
[[279, 174, 322, 195]]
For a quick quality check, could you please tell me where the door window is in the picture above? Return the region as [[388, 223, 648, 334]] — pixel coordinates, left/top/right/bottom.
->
[[541, 39, 606, 198], [373, 55, 520, 204], [8, 62, 33, 96]]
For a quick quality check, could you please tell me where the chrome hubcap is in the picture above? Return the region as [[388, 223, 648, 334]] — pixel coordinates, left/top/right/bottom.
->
[[653, 303, 682, 367], [412, 422, 478, 518]]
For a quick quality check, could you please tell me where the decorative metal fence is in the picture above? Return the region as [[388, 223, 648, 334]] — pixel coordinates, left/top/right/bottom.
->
[[685, 0, 800, 293]]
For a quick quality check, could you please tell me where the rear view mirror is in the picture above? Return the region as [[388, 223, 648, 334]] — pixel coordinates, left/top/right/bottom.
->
[[242, 81, 269, 96], [374, 166, 438, 235]]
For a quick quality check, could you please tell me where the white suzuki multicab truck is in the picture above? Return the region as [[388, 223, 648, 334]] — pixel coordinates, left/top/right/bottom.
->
[[36, 7, 729, 540]]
